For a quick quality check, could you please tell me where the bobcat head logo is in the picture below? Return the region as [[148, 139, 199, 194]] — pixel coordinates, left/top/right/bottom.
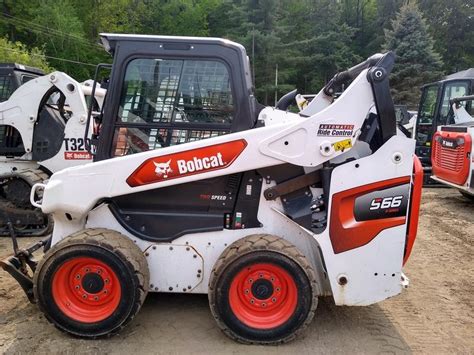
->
[[153, 159, 172, 179]]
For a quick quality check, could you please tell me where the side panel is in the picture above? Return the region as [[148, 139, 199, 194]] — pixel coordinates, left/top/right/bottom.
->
[[86, 187, 330, 296], [317, 135, 415, 305]]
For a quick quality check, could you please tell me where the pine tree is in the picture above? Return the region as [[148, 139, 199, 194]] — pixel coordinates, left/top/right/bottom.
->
[[384, 2, 443, 108]]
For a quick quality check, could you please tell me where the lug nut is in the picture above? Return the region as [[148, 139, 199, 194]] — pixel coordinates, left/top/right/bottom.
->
[[75, 274, 81, 280], [272, 297, 277, 303], [259, 274, 263, 278], [245, 289, 249, 294], [276, 287, 281, 292], [82, 294, 87, 299], [75, 285, 80, 290], [104, 279, 109, 284], [250, 299, 255, 304], [248, 278, 253, 283], [261, 303, 266, 307], [94, 296, 99, 301]]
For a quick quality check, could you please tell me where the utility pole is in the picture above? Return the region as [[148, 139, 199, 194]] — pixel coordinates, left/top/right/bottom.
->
[[252, 28, 256, 86], [274, 63, 278, 106]]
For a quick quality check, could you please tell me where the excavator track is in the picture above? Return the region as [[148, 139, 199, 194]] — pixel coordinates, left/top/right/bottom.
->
[[0, 169, 53, 237]]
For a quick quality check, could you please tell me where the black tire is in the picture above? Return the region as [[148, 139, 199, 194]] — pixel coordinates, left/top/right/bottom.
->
[[459, 190, 474, 200], [209, 234, 318, 344], [0, 168, 53, 237], [33, 228, 149, 338]]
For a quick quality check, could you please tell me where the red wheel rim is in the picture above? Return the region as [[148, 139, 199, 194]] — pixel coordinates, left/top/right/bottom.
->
[[229, 262, 298, 329], [52, 257, 121, 323]]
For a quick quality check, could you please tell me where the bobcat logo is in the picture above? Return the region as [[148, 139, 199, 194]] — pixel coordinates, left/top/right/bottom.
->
[[153, 159, 172, 179]]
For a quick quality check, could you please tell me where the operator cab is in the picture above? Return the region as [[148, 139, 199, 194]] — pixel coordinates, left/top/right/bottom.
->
[[94, 33, 259, 161], [415, 68, 474, 178], [0, 63, 44, 102]]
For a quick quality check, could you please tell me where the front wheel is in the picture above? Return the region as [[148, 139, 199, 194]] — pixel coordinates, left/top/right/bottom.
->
[[209, 234, 318, 344], [33, 229, 149, 338]]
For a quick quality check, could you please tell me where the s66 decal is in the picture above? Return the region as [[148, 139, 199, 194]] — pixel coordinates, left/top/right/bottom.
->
[[126, 140, 247, 187], [354, 184, 409, 221]]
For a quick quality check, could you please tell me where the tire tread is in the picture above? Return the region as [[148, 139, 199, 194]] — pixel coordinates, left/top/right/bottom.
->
[[208, 234, 318, 344]]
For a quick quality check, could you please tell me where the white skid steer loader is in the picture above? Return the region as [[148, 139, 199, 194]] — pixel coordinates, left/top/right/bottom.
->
[[2, 34, 422, 344], [0, 72, 106, 236]]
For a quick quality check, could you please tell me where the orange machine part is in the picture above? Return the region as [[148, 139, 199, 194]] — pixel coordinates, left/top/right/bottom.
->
[[403, 156, 423, 265], [127, 139, 247, 187], [432, 130, 472, 186], [329, 176, 410, 254]]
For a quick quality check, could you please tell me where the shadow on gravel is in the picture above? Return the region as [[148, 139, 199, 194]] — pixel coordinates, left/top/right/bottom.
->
[[5, 293, 410, 354]]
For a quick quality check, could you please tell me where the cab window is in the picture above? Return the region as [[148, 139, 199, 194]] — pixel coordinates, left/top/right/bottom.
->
[[113, 58, 233, 156], [0, 75, 13, 102], [439, 81, 469, 125], [418, 85, 439, 124]]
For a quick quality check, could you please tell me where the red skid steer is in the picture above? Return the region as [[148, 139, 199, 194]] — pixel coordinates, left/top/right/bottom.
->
[[2, 34, 422, 344]]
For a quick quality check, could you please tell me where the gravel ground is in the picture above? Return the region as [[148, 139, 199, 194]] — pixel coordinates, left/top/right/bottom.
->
[[0, 187, 472, 354]]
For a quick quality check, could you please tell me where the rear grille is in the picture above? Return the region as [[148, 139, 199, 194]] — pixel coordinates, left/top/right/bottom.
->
[[433, 141, 465, 172]]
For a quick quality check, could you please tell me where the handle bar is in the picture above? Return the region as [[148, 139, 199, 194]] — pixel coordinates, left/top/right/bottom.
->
[[323, 53, 384, 96]]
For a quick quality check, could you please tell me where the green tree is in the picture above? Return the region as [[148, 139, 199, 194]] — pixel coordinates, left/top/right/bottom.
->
[[30, 0, 106, 80], [419, 0, 474, 73], [384, 2, 443, 107], [0, 37, 51, 71]]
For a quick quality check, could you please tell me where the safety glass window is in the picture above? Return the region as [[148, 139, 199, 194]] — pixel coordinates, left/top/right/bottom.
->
[[118, 58, 233, 125], [113, 58, 233, 156], [439, 82, 469, 124], [0, 75, 13, 102], [418, 85, 439, 124]]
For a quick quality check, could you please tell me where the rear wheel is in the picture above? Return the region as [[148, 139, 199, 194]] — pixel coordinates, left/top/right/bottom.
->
[[33, 228, 149, 338], [209, 234, 318, 344]]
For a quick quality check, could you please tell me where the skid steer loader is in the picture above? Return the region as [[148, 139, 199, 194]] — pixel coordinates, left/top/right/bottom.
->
[[431, 95, 474, 198], [1, 34, 422, 344], [0, 72, 106, 236]]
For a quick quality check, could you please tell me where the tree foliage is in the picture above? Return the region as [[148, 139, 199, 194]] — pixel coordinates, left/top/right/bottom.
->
[[0, 37, 51, 71], [384, 3, 443, 106], [0, 0, 470, 106]]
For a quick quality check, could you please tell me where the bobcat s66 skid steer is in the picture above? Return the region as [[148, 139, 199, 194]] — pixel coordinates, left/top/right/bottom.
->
[[0, 72, 106, 236], [2, 34, 422, 344]]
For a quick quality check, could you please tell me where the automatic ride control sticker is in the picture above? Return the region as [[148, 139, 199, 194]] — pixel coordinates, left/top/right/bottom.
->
[[317, 124, 354, 137], [126, 139, 247, 187]]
